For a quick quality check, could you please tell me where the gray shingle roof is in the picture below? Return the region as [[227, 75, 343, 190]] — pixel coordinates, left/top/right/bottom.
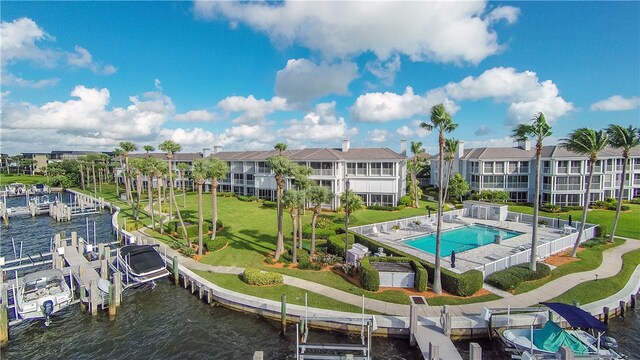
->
[[210, 147, 405, 161], [437, 145, 640, 160]]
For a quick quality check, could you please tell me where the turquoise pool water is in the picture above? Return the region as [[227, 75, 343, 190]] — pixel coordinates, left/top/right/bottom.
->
[[403, 224, 523, 256]]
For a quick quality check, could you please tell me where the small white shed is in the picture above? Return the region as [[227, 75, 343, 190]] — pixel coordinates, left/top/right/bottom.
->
[[371, 261, 415, 288], [463, 200, 508, 221]]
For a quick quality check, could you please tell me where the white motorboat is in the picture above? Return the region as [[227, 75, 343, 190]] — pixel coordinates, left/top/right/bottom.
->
[[500, 302, 622, 359], [30, 183, 50, 195], [116, 244, 169, 286], [7, 182, 26, 196], [14, 269, 72, 326]]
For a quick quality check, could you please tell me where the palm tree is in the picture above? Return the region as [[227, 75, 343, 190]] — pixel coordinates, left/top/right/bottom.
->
[[420, 103, 458, 294], [112, 148, 124, 195], [307, 185, 333, 258], [410, 141, 425, 207], [560, 128, 609, 257], [143, 145, 155, 154], [119, 141, 138, 205], [205, 158, 228, 240], [442, 138, 459, 204], [129, 157, 146, 220], [78, 155, 86, 190], [177, 162, 190, 208], [512, 112, 552, 271], [267, 154, 297, 260], [143, 157, 160, 231], [153, 159, 168, 233], [158, 140, 189, 244], [283, 189, 304, 264], [293, 164, 313, 249], [192, 159, 208, 256], [606, 124, 640, 242], [275, 142, 287, 156]]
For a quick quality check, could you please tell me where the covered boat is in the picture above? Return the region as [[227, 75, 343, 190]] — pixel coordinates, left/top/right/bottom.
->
[[7, 182, 26, 196], [30, 183, 50, 195], [500, 302, 621, 358], [15, 269, 72, 326], [117, 244, 169, 285]]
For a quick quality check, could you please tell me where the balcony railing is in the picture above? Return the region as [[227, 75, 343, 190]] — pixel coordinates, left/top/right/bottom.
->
[[311, 169, 334, 176]]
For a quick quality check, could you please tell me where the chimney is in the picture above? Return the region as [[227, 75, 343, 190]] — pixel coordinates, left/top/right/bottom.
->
[[400, 139, 407, 157], [342, 139, 350, 152], [202, 148, 211, 158], [457, 141, 465, 159], [518, 140, 531, 151], [213, 145, 223, 154]]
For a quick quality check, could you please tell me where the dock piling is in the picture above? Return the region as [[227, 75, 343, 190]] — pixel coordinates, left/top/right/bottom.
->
[[108, 284, 116, 318], [1, 284, 8, 347], [281, 294, 287, 334], [469, 343, 481, 360], [173, 256, 179, 284], [113, 272, 122, 307]]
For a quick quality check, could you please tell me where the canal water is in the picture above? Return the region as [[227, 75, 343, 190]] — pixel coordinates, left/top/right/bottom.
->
[[1, 194, 637, 359]]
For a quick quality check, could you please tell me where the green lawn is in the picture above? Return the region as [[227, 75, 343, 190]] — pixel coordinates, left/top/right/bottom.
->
[[514, 239, 624, 294], [194, 270, 384, 314], [550, 247, 640, 305], [508, 204, 640, 239], [427, 293, 502, 306], [0, 174, 49, 185]]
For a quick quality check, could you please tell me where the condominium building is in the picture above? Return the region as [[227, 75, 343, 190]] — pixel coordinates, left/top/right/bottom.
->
[[430, 140, 640, 205], [210, 140, 407, 210]]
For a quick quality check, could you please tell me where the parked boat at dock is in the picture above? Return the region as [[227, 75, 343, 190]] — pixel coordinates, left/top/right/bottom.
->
[[14, 269, 73, 326], [500, 302, 622, 359], [116, 244, 169, 285], [30, 184, 50, 195], [6, 183, 26, 196]]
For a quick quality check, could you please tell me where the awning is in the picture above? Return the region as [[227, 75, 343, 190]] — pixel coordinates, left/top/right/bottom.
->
[[540, 302, 607, 332]]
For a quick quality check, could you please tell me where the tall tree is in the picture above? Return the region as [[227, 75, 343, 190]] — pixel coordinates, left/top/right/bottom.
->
[[78, 155, 86, 190], [283, 189, 304, 264], [129, 157, 148, 221], [158, 140, 189, 244], [419, 103, 458, 294], [560, 128, 609, 257], [177, 162, 190, 208], [267, 154, 297, 260], [119, 141, 138, 205], [448, 173, 470, 203], [153, 159, 168, 233], [606, 124, 640, 242], [143, 145, 155, 154], [410, 141, 425, 207], [293, 164, 313, 249], [274, 142, 287, 156], [205, 158, 228, 240], [442, 138, 459, 203], [307, 185, 333, 258], [112, 148, 124, 195], [192, 159, 208, 256], [512, 112, 552, 271]]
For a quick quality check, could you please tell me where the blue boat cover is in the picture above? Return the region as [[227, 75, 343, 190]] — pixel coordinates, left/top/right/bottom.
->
[[540, 302, 607, 332], [533, 321, 589, 354]]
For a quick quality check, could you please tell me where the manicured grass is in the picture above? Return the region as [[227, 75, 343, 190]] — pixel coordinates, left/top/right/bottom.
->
[[508, 204, 640, 239], [514, 239, 624, 294], [550, 247, 640, 305], [427, 293, 501, 306], [194, 270, 384, 314], [0, 174, 49, 185]]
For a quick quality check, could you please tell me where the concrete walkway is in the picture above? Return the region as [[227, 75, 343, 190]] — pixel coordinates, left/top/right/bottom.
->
[[132, 228, 640, 318]]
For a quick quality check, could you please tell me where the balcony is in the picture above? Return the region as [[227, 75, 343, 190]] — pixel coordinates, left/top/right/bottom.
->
[[311, 169, 334, 176]]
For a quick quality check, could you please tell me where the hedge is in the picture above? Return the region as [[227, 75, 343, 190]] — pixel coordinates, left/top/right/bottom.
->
[[204, 237, 227, 252], [367, 205, 400, 211], [359, 257, 380, 291], [353, 233, 482, 296], [241, 268, 284, 286], [262, 200, 277, 209], [302, 224, 339, 239], [326, 234, 355, 258], [485, 263, 551, 291]]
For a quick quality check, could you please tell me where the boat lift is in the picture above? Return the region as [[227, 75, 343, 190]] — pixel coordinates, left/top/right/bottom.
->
[[295, 294, 373, 360]]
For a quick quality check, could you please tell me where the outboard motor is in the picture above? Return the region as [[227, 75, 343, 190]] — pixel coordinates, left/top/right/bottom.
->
[[602, 335, 618, 350], [42, 300, 54, 326]]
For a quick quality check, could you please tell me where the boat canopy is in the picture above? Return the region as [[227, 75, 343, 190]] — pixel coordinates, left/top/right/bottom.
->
[[120, 245, 165, 275], [533, 321, 589, 354], [540, 302, 607, 332]]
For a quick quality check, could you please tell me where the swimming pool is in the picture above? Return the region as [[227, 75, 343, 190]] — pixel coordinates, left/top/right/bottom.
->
[[403, 224, 523, 256]]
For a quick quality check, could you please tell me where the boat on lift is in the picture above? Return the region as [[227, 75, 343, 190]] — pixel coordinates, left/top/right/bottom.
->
[[14, 269, 73, 326], [30, 183, 50, 195], [116, 243, 169, 286], [7, 183, 26, 196]]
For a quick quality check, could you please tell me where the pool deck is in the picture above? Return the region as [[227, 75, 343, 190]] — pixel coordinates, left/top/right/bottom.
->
[[366, 217, 567, 273]]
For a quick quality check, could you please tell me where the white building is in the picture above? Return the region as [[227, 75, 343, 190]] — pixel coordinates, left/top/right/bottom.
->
[[430, 140, 640, 205]]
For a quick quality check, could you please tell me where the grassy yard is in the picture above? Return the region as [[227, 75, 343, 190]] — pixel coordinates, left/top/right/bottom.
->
[[508, 204, 640, 239], [550, 247, 640, 305], [514, 239, 624, 294], [0, 174, 49, 185], [194, 270, 383, 314], [427, 293, 501, 306]]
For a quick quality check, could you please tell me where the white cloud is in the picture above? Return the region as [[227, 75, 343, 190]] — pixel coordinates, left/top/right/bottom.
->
[[365, 54, 401, 86], [590, 95, 640, 111], [275, 59, 358, 104], [158, 128, 217, 150], [464, 136, 515, 148], [438, 67, 573, 126], [194, 2, 519, 64], [396, 120, 431, 138], [350, 87, 458, 123], [474, 125, 492, 136], [1, 17, 116, 87], [368, 129, 389, 143], [217, 95, 288, 124], [175, 110, 216, 122], [277, 102, 357, 144], [1, 85, 174, 142]]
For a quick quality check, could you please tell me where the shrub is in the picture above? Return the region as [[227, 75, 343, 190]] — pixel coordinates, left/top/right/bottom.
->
[[314, 253, 341, 267], [561, 205, 583, 212], [594, 225, 607, 238], [368, 205, 400, 211], [485, 263, 551, 291], [582, 237, 608, 248], [315, 216, 333, 229], [262, 200, 277, 209], [359, 257, 380, 291], [631, 197, 640, 205], [217, 192, 235, 197], [620, 205, 630, 211], [204, 237, 226, 252], [398, 195, 412, 207], [540, 203, 562, 213], [455, 204, 464, 209], [237, 195, 250, 202], [179, 246, 196, 258], [327, 234, 355, 256], [302, 224, 337, 239], [538, 219, 548, 226], [241, 268, 284, 286]]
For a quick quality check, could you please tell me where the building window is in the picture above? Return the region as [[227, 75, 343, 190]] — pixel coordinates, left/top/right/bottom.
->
[[257, 161, 270, 174], [634, 173, 640, 186], [594, 160, 602, 173], [246, 187, 255, 196], [570, 161, 581, 174], [587, 175, 601, 190], [316, 179, 333, 190], [382, 162, 394, 176], [605, 159, 613, 172], [370, 163, 382, 175], [470, 162, 479, 173], [604, 174, 613, 188], [557, 160, 568, 173], [484, 162, 494, 173], [542, 161, 551, 174], [542, 176, 552, 191], [507, 175, 528, 188], [370, 194, 394, 207], [310, 162, 334, 176], [483, 175, 504, 188], [508, 161, 518, 173], [244, 162, 255, 173], [258, 189, 274, 200], [555, 176, 581, 191], [554, 193, 581, 206], [233, 173, 244, 184], [519, 161, 529, 173], [246, 174, 255, 185], [634, 158, 640, 170], [233, 186, 243, 194], [470, 174, 480, 188], [346, 163, 356, 176], [509, 191, 528, 203], [494, 162, 504, 174]]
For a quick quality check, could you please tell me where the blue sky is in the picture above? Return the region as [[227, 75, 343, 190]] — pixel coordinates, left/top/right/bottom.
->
[[1, 1, 638, 155]]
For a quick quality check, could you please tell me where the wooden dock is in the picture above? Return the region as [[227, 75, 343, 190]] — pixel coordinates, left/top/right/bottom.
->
[[415, 324, 463, 360]]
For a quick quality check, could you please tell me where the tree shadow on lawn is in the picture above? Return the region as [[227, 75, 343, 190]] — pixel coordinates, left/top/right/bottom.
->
[[220, 227, 276, 257]]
